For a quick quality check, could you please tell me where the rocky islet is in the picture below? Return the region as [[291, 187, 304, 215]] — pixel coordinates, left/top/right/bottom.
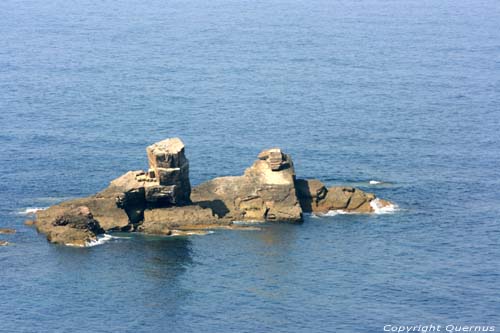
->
[[32, 138, 395, 246]]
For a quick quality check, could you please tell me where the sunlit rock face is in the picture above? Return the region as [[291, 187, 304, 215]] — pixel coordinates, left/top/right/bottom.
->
[[145, 137, 191, 206], [295, 179, 394, 214], [192, 147, 303, 223], [34, 137, 395, 245]]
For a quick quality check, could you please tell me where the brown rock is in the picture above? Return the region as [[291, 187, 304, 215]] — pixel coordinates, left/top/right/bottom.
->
[[295, 179, 328, 212], [24, 220, 36, 226], [258, 148, 289, 171], [106, 170, 148, 225], [73, 195, 130, 231], [315, 187, 354, 212], [0, 228, 16, 234], [140, 205, 226, 234], [236, 196, 267, 221], [346, 189, 368, 210], [146, 137, 187, 170], [0, 240, 9, 246], [30, 137, 395, 246], [146, 137, 191, 204], [192, 148, 302, 223], [144, 185, 176, 206], [35, 206, 103, 246], [311, 186, 382, 214], [45, 227, 97, 247]]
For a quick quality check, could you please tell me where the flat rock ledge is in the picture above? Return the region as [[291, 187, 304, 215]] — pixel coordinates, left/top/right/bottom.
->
[[33, 138, 395, 246]]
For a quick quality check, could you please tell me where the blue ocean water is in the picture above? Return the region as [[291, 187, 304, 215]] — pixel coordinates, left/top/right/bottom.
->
[[1, 0, 499, 332]]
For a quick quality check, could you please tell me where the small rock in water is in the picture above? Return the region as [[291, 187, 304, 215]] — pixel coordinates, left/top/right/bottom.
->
[[0, 228, 16, 234], [0, 240, 9, 246], [24, 220, 36, 226]]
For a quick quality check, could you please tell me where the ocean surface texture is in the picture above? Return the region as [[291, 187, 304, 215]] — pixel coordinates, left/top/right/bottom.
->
[[1, 0, 499, 332]]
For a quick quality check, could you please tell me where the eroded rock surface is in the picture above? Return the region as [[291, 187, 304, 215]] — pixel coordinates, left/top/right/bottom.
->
[[36, 206, 103, 246], [139, 205, 226, 235], [295, 179, 393, 214], [146, 137, 191, 205], [192, 148, 302, 223], [33, 137, 395, 245]]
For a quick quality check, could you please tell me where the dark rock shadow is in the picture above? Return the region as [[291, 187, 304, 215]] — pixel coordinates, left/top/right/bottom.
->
[[195, 199, 230, 218], [294, 179, 313, 213]]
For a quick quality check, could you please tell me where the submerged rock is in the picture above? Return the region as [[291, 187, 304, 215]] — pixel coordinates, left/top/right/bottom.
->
[[24, 220, 36, 226], [0, 228, 16, 247]]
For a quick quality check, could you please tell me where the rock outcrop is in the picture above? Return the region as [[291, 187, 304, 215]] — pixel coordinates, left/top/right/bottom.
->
[[36, 206, 103, 246], [192, 148, 302, 223], [295, 179, 392, 214], [35, 138, 195, 245], [146, 138, 191, 205], [139, 205, 225, 235], [33, 137, 395, 246], [35, 188, 132, 233]]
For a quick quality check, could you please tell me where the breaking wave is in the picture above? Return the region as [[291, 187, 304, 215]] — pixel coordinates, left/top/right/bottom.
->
[[85, 234, 130, 247], [370, 198, 399, 214], [312, 210, 359, 217], [170, 230, 215, 236], [369, 180, 382, 185], [18, 207, 47, 215], [311, 199, 399, 217]]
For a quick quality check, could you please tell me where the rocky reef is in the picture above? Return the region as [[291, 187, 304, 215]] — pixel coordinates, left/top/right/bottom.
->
[[33, 138, 394, 246], [0, 228, 16, 246]]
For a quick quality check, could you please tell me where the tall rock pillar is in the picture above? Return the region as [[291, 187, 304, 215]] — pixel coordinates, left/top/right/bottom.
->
[[146, 138, 191, 205]]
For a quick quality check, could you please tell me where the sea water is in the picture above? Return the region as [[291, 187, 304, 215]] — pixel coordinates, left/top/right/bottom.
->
[[1, 0, 499, 332]]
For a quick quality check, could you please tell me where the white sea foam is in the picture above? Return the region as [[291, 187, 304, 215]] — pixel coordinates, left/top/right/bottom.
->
[[233, 220, 266, 225], [311, 199, 399, 217], [370, 198, 399, 214], [85, 234, 114, 247], [312, 210, 359, 218], [170, 230, 215, 236], [84, 234, 130, 247], [18, 207, 48, 215], [369, 180, 382, 185]]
